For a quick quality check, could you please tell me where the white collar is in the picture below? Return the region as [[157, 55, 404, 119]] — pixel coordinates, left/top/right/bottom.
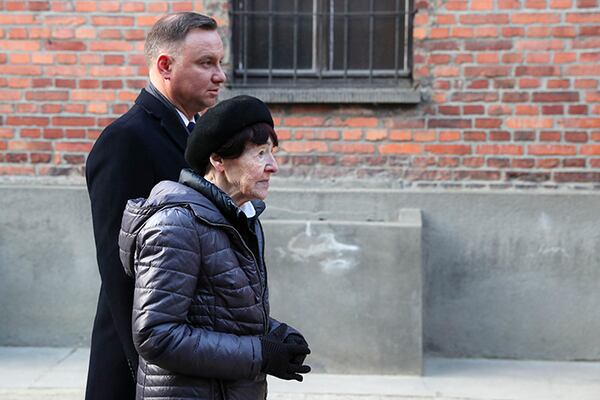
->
[[239, 201, 256, 218], [176, 109, 196, 126]]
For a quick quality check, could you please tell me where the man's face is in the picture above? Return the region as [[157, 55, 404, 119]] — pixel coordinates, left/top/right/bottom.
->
[[167, 29, 225, 116]]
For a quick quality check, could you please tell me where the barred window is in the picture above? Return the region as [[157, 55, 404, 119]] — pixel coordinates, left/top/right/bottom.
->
[[227, 0, 418, 103]]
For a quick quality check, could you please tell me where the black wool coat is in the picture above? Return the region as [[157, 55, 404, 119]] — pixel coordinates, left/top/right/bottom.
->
[[85, 88, 190, 400]]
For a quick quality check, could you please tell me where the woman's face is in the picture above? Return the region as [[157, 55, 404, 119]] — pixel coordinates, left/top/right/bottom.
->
[[221, 138, 278, 206]]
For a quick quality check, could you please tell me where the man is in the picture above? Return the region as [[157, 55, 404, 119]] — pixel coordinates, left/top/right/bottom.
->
[[85, 12, 226, 399]]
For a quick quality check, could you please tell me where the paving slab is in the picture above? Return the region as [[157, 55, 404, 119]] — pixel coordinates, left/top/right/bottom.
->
[[0, 347, 599, 400]]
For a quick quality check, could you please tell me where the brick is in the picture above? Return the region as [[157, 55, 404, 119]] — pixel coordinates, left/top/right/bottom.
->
[[573, 39, 600, 49], [516, 105, 538, 116], [454, 170, 500, 180], [467, 80, 489, 89], [330, 143, 374, 153], [389, 130, 412, 141], [512, 13, 561, 24], [476, 53, 500, 64], [551, 0, 573, 7], [6, 117, 49, 126], [45, 40, 86, 51], [281, 141, 327, 153], [465, 40, 512, 51], [339, 117, 378, 128], [452, 27, 474, 38], [512, 158, 535, 168], [503, 92, 530, 102], [460, 14, 510, 24], [30, 153, 52, 164], [540, 131, 562, 141], [425, 145, 471, 155], [71, 90, 116, 102], [554, 172, 600, 182], [428, 119, 472, 129], [542, 105, 564, 115], [439, 105, 461, 115], [502, 53, 524, 64], [123, 2, 146, 12], [562, 118, 600, 128], [43, 129, 64, 139], [528, 144, 576, 155], [580, 52, 600, 63], [490, 131, 511, 141], [54, 142, 93, 152], [365, 130, 387, 141], [488, 105, 513, 115], [90, 41, 134, 52], [499, 0, 521, 7], [487, 158, 510, 168], [452, 92, 499, 103], [52, 117, 96, 127], [566, 13, 600, 23], [92, 16, 134, 26], [507, 172, 551, 182], [506, 118, 554, 129], [465, 67, 511, 77], [25, 91, 69, 101], [526, 0, 548, 8], [465, 132, 487, 141], [565, 131, 589, 142], [569, 105, 588, 114], [527, 53, 551, 64], [516, 66, 560, 76], [477, 145, 523, 155], [464, 105, 486, 115], [493, 79, 516, 90], [563, 158, 586, 168], [0, 166, 35, 175], [503, 27, 525, 37], [282, 117, 325, 127], [581, 145, 600, 155], [519, 78, 541, 89], [379, 144, 422, 154], [440, 131, 461, 142], [581, 26, 600, 36], [475, 118, 503, 129], [414, 131, 436, 142], [516, 40, 565, 51]]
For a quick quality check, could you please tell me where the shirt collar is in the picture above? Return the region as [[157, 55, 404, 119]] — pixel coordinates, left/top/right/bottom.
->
[[239, 201, 256, 218]]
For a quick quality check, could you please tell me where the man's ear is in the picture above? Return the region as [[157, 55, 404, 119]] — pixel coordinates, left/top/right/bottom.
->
[[209, 154, 225, 172], [156, 54, 172, 79]]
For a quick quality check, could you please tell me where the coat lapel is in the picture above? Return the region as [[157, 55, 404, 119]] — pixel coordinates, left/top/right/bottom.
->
[[135, 89, 188, 152]]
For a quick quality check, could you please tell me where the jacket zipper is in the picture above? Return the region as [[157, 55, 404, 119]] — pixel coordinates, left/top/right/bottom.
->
[[193, 214, 269, 335]]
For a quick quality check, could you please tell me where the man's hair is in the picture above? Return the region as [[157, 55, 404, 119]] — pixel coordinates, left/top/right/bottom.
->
[[144, 12, 217, 67]]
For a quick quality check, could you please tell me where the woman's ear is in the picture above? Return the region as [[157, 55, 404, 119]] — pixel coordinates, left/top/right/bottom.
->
[[209, 154, 225, 173]]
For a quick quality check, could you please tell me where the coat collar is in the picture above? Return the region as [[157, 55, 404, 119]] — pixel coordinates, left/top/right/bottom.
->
[[135, 88, 188, 152]]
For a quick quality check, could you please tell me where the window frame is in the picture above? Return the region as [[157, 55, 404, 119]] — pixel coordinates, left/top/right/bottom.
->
[[223, 0, 420, 104]]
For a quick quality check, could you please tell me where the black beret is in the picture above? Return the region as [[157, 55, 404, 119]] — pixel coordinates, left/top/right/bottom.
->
[[185, 95, 273, 173]]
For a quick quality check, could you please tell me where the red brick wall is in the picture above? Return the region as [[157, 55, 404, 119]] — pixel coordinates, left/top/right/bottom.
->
[[0, 0, 599, 189]]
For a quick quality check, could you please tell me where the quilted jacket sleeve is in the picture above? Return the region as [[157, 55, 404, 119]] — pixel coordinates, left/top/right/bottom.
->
[[132, 207, 262, 380]]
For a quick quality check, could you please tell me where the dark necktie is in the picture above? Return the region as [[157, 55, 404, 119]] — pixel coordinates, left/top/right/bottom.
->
[[186, 121, 196, 133]]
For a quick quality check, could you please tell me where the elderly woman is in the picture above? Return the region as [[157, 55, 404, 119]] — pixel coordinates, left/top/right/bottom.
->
[[118, 95, 310, 400]]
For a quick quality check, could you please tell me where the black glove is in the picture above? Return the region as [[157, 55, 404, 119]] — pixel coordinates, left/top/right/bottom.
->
[[284, 333, 309, 366], [260, 324, 311, 381]]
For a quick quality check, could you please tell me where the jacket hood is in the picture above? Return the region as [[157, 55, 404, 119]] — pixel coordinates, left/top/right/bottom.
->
[[118, 171, 266, 277]]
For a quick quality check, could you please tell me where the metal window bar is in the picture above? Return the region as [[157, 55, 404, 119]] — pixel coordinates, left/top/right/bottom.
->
[[268, 0, 273, 86], [230, 0, 414, 87], [368, 0, 374, 84], [293, 0, 298, 85]]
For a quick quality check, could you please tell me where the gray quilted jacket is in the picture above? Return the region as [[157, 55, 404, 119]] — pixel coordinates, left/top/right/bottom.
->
[[118, 169, 293, 400]]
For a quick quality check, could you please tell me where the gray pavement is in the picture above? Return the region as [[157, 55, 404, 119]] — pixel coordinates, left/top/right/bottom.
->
[[0, 347, 599, 400]]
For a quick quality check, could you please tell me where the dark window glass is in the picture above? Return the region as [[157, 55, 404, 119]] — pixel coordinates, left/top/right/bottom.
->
[[231, 0, 413, 86]]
